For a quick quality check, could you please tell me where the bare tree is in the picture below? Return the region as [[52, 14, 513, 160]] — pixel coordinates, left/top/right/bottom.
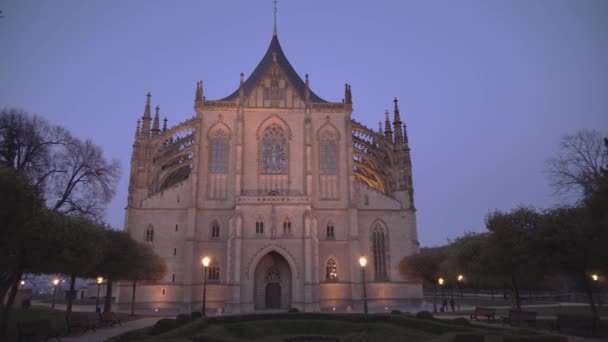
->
[[546, 130, 608, 201], [0, 108, 120, 221]]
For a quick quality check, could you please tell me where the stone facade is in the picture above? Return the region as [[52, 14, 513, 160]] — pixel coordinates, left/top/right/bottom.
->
[[117, 32, 422, 314]]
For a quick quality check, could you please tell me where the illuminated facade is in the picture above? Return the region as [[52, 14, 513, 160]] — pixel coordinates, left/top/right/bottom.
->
[[118, 29, 421, 313]]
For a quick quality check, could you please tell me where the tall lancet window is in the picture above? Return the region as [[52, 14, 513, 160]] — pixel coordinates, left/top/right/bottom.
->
[[282, 217, 292, 235], [209, 129, 228, 174], [372, 223, 388, 281], [145, 226, 154, 242], [260, 124, 287, 174], [319, 131, 337, 175], [256, 215, 264, 234]]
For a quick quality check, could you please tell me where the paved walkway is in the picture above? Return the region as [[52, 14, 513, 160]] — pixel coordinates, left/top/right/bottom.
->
[[61, 317, 161, 342]]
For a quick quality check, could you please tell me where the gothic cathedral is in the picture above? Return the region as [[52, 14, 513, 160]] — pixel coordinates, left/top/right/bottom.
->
[[119, 27, 422, 313]]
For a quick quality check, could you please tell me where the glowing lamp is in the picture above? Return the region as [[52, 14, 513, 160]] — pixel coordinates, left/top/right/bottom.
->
[[359, 257, 367, 268], [438, 277, 444, 285], [202, 257, 211, 267], [97, 277, 103, 284], [53, 279, 59, 286]]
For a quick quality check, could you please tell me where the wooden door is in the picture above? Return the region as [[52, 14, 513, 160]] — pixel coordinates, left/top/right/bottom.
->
[[265, 283, 281, 309]]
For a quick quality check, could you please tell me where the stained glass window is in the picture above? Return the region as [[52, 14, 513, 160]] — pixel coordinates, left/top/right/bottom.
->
[[260, 124, 287, 174], [209, 129, 228, 173], [256, 216, 264, 234], [208, 261, 220, 281], [283, 218, 292, 235], [326, 258, 338, 280], [211, 221, 220, 239], [326, 222, 335, 239]]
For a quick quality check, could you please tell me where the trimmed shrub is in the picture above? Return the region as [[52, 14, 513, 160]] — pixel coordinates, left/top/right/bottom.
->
[[390, 309, 401, 315], [191, 311, 203, 318], [451, 333, 485, 342], [416, 311, 434, 320], [503, 336, 568, 342], [225, 322, 264, 339], [176, 313, 193, 325], [450, 317, 471, 326], [149, 318, 180, 335], [288, 307, 300, 313], [343, 332, 370, 342]]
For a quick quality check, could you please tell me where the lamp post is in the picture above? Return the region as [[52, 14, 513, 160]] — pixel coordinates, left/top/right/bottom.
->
[[438, 277, 445, 312], [201, 257, 210, 316], [95, 277, 103, 313], [359, 257, 368, 314], [457, 274, 464, 313], [51, 279, 59, 309], [591, 274, 600, 307]]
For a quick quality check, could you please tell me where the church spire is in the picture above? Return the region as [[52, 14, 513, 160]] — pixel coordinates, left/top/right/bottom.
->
[[141, 92, 152, 139], [273, 0, 278, 36], [392, 97, 404, 147], [163, 117, 168, 132], [152, 105, 160, 136]]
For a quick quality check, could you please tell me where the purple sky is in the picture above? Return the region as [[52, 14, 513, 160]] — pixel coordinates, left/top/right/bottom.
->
[[1, 1, 606, 247]]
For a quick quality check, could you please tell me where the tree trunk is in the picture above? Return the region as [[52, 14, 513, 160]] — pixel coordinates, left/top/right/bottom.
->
[[511, 275, 521, 312], [0, 271, 22, 338], [130, 280, 136, 316], [103, 279, 113, 313], [433, 285, 438, 313], [65, 275, 76, 318], [582, 273, 599, 322]]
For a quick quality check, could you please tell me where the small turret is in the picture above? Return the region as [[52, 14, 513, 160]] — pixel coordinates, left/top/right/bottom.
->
[[134, 119, 141, 145], [384, 110, 393, 140], [163, 117, 168, 132], [305, 73, 310, 103], [152, 105, 160, 136], [195, 81, 203, 102], [344, 84, 352, 104], [378, 121, 383, 134], [141, 92, 152, 139]]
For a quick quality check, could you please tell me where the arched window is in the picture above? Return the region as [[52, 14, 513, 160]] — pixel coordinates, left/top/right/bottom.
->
[[319, 131, 337, 175], [211, 221, 220, 239], [282, 217, 292, 235], [326, 222, 335, 239], [256, 216, 264, 234], [326, 258, 338, 281], [208, 261, 220, 282], [265, 266, 281, 283], [209, 129, 228, 174], [145, 226, 154, 242], [260, 124, 287, 174], [372, 224, 388, 281]]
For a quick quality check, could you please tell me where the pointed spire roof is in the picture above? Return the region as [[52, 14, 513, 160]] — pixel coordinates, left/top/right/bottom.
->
[[221, 35, 327, 103]]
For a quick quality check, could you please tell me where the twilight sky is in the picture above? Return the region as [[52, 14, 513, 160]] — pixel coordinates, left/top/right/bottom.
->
[[1, 0, 606, 247]]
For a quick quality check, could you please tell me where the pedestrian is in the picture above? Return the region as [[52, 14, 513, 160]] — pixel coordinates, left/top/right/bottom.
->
[[450, 298, 455, 312], [441, 297, 448, 312]]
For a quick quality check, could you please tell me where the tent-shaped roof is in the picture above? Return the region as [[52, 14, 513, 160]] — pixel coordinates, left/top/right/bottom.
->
[[221, 34, 327, 103]]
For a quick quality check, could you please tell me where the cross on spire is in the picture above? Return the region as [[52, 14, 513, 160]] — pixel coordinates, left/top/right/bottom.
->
[[273, 0, 278, 36]]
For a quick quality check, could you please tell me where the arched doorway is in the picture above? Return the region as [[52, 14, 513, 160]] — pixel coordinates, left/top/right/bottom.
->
[[254, 251, 292, 310]]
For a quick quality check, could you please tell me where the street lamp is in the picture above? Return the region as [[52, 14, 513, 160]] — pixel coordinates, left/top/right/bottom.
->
[[51, 278, 59, 309], [96, 277, 103, 313], [20, 280, 25, 286], [457, 274, 464, 312], [591, 274, 600, 307], [359, 257, 368, 314], [201, 257, 210, 316], [438, 277, 445, 312]]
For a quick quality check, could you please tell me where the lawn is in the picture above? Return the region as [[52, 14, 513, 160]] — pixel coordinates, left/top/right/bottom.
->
[[107, 312, 569, 342], [3, 306, 137, 341]]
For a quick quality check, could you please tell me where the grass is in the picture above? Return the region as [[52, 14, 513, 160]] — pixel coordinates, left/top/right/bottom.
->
[[108, 312, 568, 342], [2, 306, 138, 341]]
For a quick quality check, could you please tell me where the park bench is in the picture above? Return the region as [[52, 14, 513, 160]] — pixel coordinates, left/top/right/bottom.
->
[[501, 310, 536, 327], [17, 319, 61, 342], [66, 314, 96, 334], [285, 337, 340, 342], [469, 306, 496, 322], [553, 314, 596, 337], [99, 312, 122, 327]]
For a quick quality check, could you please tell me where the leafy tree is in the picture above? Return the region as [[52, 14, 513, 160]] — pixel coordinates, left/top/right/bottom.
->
[[95, 229, 137, 313], [484, 207, 543, 311], [125, 243, 167, 316], [400, 247, 447, 312]]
